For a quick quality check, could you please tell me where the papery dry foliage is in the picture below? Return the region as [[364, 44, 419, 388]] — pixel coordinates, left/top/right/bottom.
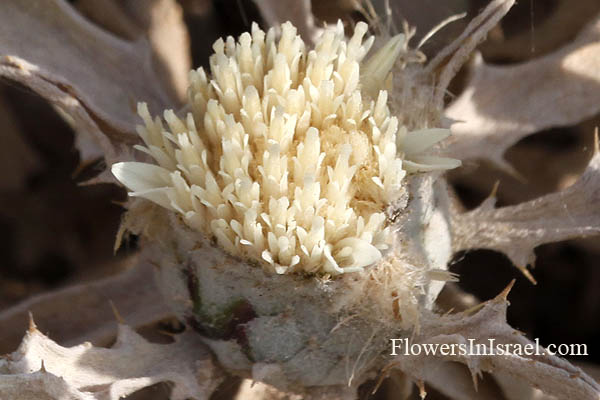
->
[[1, 0, 600, 399]]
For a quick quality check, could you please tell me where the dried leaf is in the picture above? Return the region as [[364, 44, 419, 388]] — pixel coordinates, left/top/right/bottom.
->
[[480, 0, 600, 61], [0, 369, 94, 400], [435, 283, 479, 314], [417, 361, 504, 400], [577, 361, 600, 384], [78, 0, 191, 101], [122, 0, 190, 101], [0, 0, 178, 164], [446, 124, 595, 209], [0, 321, 222, 400], [234, 380, 302, 400], [0, 60, 120, 165], [426, 0, 516, 110], [0, 258, 172, 354], [75, 0, 142, 40], [0, 94, 39, 191], [493, 371, 556, 400], [370, 0, 471, 56], [443, 13, 600, 172], [252, 0, 320, 43], [451, 143, 600, 270], [234, 380, 357, 400], [392, 288, 600, 399], [381, 371, 413, 400]]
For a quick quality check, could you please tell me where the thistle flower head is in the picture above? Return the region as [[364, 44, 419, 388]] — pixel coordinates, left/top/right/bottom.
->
[[112, 21, 458, 275]]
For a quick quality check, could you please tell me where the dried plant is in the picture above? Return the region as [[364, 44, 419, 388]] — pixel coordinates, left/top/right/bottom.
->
[[1, 0, 600, 399]]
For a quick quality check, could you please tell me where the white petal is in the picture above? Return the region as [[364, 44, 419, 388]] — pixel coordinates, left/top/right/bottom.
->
[[334, 237, 382, 269], [403, 156, 462, 173], [129, 187, 174, 210], [112, 162, 172, 192], [401, 128, 451, 155]]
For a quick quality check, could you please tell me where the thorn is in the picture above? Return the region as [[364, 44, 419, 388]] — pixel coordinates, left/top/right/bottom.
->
[[40, 360, 46, 373], [372, 362, 398, 395], [495, 157, 526, 183], [156, 329, 178, 338], [498, 279, 516, 301], [487, 181, 500, 201], [417, 380, 427, 399], [71, 162, 86, 179], [417, 12, 467, 49], [463, 302, 485, 316], [593, 127, 599, 155], [114, 223, 126, 254], [476, 181, 500, 211], [109, 300, 126, 325], [471, 370, 479, 392], [330, 314, 357, 334], [517, 265, 537, 285], [28, 312, 37, 332], [71, 158, 101, 180], [443, 307, 455, 317], [371, 371, 387, 395]]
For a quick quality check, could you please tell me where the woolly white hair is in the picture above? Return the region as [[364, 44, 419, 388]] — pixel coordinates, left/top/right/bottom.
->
[[112, 21, 459, 275]]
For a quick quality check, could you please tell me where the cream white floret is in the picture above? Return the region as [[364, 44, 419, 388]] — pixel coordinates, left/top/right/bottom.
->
[[112, 21, 459, 275]]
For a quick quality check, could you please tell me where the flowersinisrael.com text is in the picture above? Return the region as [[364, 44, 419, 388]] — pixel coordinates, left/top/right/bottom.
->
[[390, 338, 588, 357]]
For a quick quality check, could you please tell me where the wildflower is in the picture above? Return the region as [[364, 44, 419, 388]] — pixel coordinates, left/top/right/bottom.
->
[[1, 1, 600, 399], [112, 21, 459, 275]]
